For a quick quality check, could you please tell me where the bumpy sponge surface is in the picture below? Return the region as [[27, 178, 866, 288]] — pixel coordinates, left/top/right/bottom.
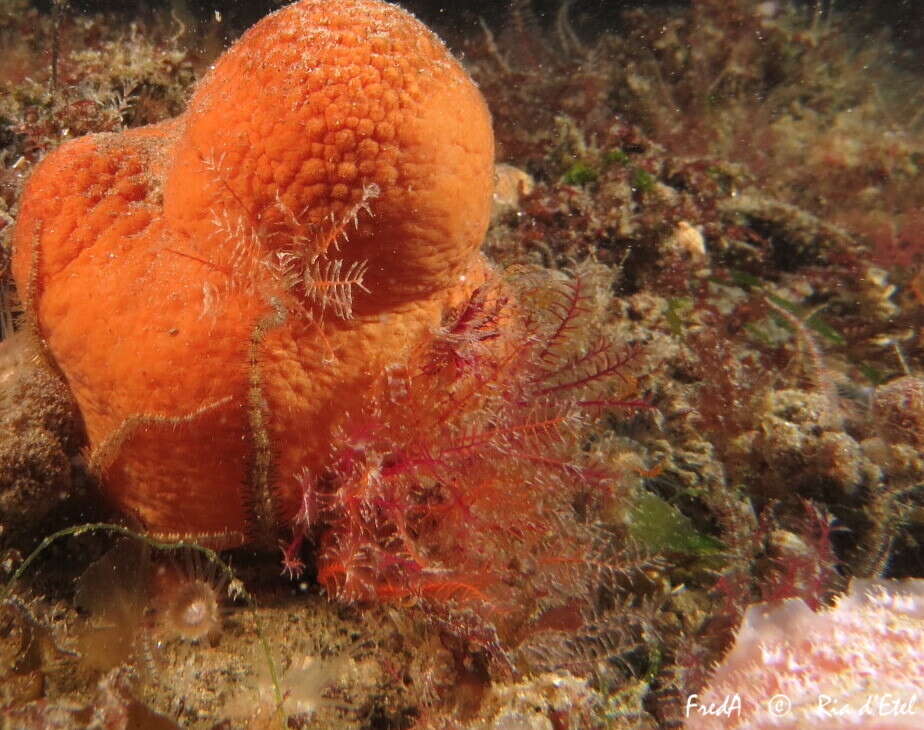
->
[[12, 0, 494, 546]]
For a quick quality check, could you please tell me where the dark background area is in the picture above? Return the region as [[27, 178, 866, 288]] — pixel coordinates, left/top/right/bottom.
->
[[37, 0, 667, 43], [30, 0, 924, 58]]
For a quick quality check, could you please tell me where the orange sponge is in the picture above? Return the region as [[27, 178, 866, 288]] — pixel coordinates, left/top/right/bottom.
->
[[12, 0, 495, 548]]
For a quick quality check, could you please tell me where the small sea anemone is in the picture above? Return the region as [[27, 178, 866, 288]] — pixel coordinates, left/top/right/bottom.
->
[[148, 548, 231, 644], [75, 541, 235, 672]]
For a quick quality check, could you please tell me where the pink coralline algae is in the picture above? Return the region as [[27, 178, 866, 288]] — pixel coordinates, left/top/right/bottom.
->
[[685, 578, 924, 730]]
